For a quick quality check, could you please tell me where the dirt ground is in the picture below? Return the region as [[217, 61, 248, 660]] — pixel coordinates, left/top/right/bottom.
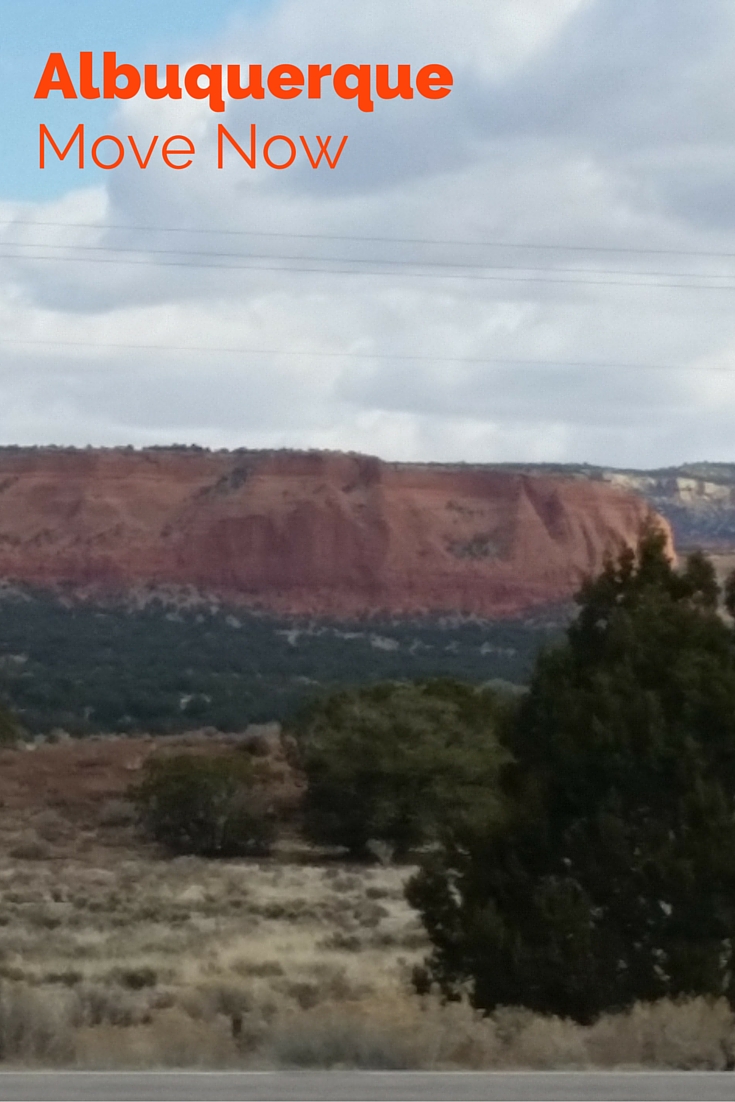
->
[[0, 726, 299, 842]]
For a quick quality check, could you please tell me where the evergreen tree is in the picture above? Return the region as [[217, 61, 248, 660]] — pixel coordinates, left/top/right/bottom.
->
[[408, 529, 735, 1021], [131, 754, 276, 857], [0, 700, 22, 743], [295, 679, 509, 858]]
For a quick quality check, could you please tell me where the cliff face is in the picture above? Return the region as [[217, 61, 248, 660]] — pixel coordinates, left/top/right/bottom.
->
[[495, 461, 735, 555], [602, 468, 735, 551], [0, 448, 671, 617]]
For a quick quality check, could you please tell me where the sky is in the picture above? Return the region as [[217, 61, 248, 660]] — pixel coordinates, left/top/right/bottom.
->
[[2, 0, 735, 468]]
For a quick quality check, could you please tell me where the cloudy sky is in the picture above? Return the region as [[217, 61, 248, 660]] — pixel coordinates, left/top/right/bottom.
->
[[2, 0, 735, 467]]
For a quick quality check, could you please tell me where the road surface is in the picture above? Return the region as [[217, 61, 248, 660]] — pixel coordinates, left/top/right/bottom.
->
[[0, 1071, 732, 1100]]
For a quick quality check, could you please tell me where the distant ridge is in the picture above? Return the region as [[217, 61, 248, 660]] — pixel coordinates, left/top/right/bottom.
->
[[481, 461, 735, 553], [0, 446, 668, 619]]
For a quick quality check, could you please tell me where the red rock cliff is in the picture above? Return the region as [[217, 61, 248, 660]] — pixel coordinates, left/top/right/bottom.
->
[[0, 448, 672, 617]]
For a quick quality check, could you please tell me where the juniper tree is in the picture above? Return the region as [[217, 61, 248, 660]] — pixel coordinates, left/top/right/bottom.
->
[[408, 529, 735, 1021]]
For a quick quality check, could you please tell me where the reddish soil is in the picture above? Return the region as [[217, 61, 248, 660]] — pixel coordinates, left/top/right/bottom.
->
[[0, 729, 297, 834], [0, 737, 150, 823]]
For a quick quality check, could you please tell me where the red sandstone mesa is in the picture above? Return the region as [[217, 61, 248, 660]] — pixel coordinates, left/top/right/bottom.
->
[[0, 448, 672, 618]]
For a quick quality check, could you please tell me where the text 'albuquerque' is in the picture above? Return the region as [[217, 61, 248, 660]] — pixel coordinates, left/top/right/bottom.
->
[[34, 53, 454, 115]]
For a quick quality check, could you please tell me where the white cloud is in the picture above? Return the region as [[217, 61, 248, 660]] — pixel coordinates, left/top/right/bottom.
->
[[3, 0, 735, 467]]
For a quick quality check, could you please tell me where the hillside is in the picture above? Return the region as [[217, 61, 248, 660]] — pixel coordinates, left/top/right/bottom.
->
[[0, 446, 666, 619], [482, 461, 735, 581], [0, 446, 682, 734]]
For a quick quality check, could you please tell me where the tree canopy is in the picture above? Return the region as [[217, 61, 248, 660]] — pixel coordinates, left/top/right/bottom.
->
[[408, 529, 735, 1021], [131, 753, 276, 857], [0, 700, 22, 743], [294, 679, 510, 858]]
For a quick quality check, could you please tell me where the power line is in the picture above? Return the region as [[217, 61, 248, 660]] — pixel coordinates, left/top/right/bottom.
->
[[3, 218, 735, 260], [0, 336, 731, 373], [3, 240, 735, 281], [3, 251, 735, 289]]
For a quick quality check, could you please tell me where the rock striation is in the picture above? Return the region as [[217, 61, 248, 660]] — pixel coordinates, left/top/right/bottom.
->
[[0, 447, 671, 618]]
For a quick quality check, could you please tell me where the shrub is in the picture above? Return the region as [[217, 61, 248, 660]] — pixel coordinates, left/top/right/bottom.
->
[[586, 996, 735, 1070], [9, 833, 50, 861], [267, 1003, 433, 1069], [75, 1008, 238, 1069], [0, 703, 23, 745], [131, 754, 276, 857], [294, 679, 511, 858], [0, 982, 76, 1064], [98, 799, 137, 827]]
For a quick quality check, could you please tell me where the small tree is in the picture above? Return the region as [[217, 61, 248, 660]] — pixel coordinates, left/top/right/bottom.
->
[[0, 703, 21, 745], [132, 754, 276, 857], [408, 529, 735, 1021], [295, 679, 510, 858]]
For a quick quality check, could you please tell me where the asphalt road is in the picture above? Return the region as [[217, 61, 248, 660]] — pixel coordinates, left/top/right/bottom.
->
[[0, 1072, 732, 1101]]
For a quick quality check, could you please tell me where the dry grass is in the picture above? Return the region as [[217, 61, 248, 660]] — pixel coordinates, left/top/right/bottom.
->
[[0, 838, 732, 1069], [0, 738, 732, 1069], [0, 817, 431, 1067]]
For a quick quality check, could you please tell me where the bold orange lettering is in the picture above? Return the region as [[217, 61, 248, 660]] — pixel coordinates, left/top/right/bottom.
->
[[184, 65, 224, 112], [375, 64, 413, 100], [333, 65, 374, 113], [307, 64, 332, 98], [103, 53, 141, 99], [144, 65, 182, 100], [227, 64, 265, 100], [267, 65, 304, 99], [91, 135, 124, 170], [299, 134, 348, 169], [217, 124, 256, 168], [263, 135, 296, 169], [34, 53, 77, 99], [128, 135, 159, 169], [161, 135, 195, 169], [39, 123, 84, 168], [415, 64, 453, 99], [79, 52, 100, 99]]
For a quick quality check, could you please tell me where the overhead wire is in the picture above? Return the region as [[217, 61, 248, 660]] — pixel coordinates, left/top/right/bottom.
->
[[1, 250, 735, 289], [3, 217, 735, 260], [3, 239, 735, 282], [1, 222, 735, 287], [1, 219, 734, 372], [0, 337, 731, 374]]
